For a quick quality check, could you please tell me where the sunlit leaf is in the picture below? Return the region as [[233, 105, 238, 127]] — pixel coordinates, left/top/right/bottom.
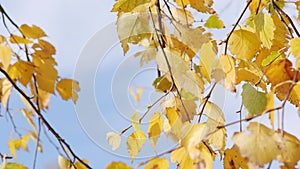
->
[[0, 162, 28, 169], [181, 123, 207, 160], [105, 161, 132, 169], [275, 130, 300, 168], [19, 24, 46, 39], [233, 122, 280, 167], [56, 79, 80, 104], [0, 44, 12, 70], [117, 13, 152, 55], [200, 40, 217, 82], [242, 83, 267, 117], [8, 135, 30, 159], [0, 78, 12, 107], [254, 12, 275, 49], [72, 159, 89, 169], [249, 0, 266, 14], [228, 29, 260, 60], [223, 147, 248, 169], [165, 107, 183, 139], [9, 34, 32, 44], [170, 147, 194, 169], [111, 0, 154, 12], [131, 111, 140, 132], [147, 112, 163, 151], [290, 38, 300, 57], [8, 61, 35, 86], [204, 15, 224, 29], [266, 91, 275, 128], [204, 101, 226, 153], [262, 51, 283, 66], [271, 12, 289, 51], [296, 2, 300, 23], [171, 8, 194, 25], [156, 48, 204, 98], [58, 155, 71, 169], [127, 130, 146, 162], [143, 158, 169, 169], [106, 132, 121, 151], [174, 0, 215, 14]]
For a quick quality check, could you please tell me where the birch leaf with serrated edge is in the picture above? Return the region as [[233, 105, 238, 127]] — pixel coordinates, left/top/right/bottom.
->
[[19, 24, 46, 39], [233, 122, 280, 167], [254, 12, 275, 49], [147, 112, 163, 151], [127, 130, 146, 162], [242, 83, 267, 117], [228, 29, 260, 60]]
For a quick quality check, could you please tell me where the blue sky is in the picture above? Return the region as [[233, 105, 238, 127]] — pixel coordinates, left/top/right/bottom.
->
[[0, 0, 300, 168]]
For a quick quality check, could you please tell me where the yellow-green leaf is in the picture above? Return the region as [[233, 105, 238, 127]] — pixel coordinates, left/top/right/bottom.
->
[[0, 162, 28, 169], [127, 130, 146, 162], [131, 111, 140, 131], [8, 135, 30, 159], [228, 29, 260, 60], [262, 51, 283, 66], [106, 132, 121, 151], [147, 112, 163, 151], [242, 83, 267, 117], [19, 24, 46, 39], [0, 44, 12, 70], [254, 12, 275, 49], [10, 34, 32, 44], [105, 161, 132, 169], [56, 79, 80, 104], [204, 15, 224, 29], [143, 158, 169, 169], [290, 38, 300, 57], [233, 122, 280, 167]]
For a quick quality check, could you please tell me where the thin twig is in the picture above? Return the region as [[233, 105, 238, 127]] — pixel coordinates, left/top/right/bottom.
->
[[224, 0, 252, 55], [197, 82, 217, 123]]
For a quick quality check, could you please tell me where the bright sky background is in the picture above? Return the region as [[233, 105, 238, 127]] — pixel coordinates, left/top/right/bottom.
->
[[0, 0, 300, 169]]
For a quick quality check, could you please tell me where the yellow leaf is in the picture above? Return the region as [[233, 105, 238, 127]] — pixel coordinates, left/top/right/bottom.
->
[[117, 13, 152, 55], [241, 83, 267, 117], [56, 79, 80, 104], [204, 15, 225, 29], [249, 0, 266, 14], [204, 101, 226, 153], [196, 142, 216, 169], [228, 29, 260, 60], [271, 12, 289, 51], [152, 75, 173, 92], [105, 161, 132, 169], [0, 78, 12, 107], [156, 48, 204, 98], [32, 39, 56, 55], [131, 111, 140, 131], [233, 122, 280, 167], [223, 147, 248, 169], [181, 123, 207, 160], [129, 87, 143, 105], [106, 132, 121, 151], [19, 24, 46, 39], [275, 130, 300, 168], [163, 119, 179, 142], [170, 8, 194, 25], [254, 12, 275, 49], [214, 54, 236, 92], [174, 0, 215, 14], [147, 112, 163, 151], [175, 24, 211, 52], [127, 130, 146, 162], [21, 109, 36, 132], [296, 2, 300, 23], [111, 0, 155, 12], [58, 155, 71, 169], [10, 34, 32, 44], [8, 135, 30, 159], [0, 35, 5, 43], [8, 61, 35, 86], [0, 44, 12, 70], [171, 147, 194, 169], [72, 159, 89, 169], [143, 158, 169, 169], [200, 41, 217, 82], [290, 38, 300, 57], [165, 107, 183, 139], [266, 91, 275, 128]]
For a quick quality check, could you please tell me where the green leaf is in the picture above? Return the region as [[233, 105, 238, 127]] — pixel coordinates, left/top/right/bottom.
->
[[204, 15, 225, 29], [242, 83, 267, 117], [262, 51, 283, 66]]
